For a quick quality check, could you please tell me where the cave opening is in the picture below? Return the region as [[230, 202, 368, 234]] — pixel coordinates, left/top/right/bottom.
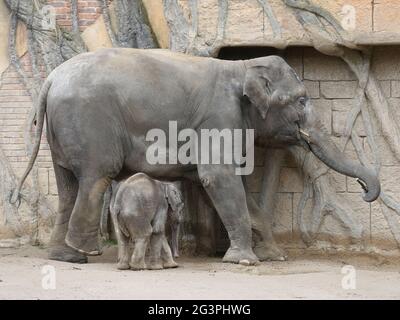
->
[[217, 46, 283, 60]]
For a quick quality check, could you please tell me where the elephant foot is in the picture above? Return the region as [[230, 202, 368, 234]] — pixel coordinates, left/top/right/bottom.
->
[[48, 245, 88, 264], [222, 247, 259, 266], [254, 243, 287, 261], [65, 231, 102, 256], [129, 261, 146, 271], [147, 261, 164, 270], [117, 261, 130, 270], [163, 260, 178, 269]]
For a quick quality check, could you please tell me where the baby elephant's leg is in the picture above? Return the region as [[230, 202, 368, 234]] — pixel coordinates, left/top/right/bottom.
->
[[111, 213, 131, 270], [147, 204, 170, 270], [130, 236, 150, 270], [117, 233, 131, 270], [147, 233, 164, 270], [161, 237, 178, 269]]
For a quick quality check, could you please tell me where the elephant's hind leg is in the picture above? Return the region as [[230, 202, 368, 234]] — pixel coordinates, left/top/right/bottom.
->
[[245, 149, 288, 261], [130, 236, 150, 270], [161, 238, 178, 269], [147, 233, 164, 270], [65, 176, 112, 255], [246, 193, 287, 261], [48, 164, 87, 263], [147, 207, 168, 269], [110, 214, 131, 270]]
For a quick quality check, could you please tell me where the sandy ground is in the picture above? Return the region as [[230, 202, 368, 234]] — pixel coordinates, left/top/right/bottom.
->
[[0, 245, 400, 300]]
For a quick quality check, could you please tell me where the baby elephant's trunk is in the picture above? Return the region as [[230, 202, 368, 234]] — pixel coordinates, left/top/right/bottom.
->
[[170, 222, 180, 258]]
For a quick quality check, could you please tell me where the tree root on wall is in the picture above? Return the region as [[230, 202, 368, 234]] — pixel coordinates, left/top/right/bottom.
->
[[162, 0, 190, 52], [290, 147, 363, 245]]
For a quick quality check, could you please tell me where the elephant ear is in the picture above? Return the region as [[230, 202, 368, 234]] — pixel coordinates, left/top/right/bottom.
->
[[165, 184, 184, 212], [243, 66, 273, 120]]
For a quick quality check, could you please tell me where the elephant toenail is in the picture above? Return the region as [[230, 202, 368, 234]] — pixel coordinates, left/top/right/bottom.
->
[[239, 259, 250, 266]]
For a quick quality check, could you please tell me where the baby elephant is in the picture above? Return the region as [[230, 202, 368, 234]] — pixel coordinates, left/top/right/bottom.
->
[[110, 173, 184, 270]]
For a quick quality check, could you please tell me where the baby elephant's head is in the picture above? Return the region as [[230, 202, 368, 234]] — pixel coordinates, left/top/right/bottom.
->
[[165, 183, 184, 220]]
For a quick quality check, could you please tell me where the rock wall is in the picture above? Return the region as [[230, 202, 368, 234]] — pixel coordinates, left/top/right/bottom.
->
[[0, 0, 399, 256]]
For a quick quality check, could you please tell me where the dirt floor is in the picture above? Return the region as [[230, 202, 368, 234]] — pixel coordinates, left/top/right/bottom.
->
[[0, 245, 400, 300]]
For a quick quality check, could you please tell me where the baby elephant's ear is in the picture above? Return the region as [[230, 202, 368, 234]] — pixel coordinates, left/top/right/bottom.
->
[[165, 184, 183, 212]]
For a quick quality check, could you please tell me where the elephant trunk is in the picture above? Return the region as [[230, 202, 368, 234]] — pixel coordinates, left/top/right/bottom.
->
[[300, 128, 380, 202], [171, 222, 180, 258]]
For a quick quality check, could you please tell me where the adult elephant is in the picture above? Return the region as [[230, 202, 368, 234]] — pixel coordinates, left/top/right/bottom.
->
[[13, 48, 380, 264]]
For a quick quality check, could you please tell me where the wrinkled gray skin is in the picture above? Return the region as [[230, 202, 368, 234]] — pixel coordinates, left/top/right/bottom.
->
[[14, 48, 380, 265], [109, 173, 183, 270]]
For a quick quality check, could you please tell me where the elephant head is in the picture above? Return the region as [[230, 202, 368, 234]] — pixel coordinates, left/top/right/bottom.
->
[[242, 55, 380, 202], [164, 183, 184, 257]]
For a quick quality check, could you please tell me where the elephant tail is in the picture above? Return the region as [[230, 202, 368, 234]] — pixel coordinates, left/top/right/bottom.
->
[[100, 185, 112, 241], [10, 78, 52, 205], [111, 183, 125, 217]]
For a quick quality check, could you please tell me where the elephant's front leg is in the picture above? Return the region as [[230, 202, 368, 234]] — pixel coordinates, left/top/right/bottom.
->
[[198, 164, 258, 265]]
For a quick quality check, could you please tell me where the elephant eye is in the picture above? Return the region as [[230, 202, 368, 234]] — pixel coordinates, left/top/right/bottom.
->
[[298, 97, 306, 107]]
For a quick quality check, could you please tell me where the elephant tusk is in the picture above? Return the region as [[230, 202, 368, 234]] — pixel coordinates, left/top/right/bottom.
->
[[299, 129, 311, 144], [356, 178, 369, 193], [299, 129, 309, 138]]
